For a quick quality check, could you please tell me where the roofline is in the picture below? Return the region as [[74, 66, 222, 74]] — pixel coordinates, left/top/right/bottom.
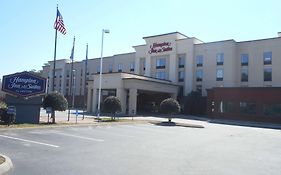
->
[[237, 36, 281, 43], [143, 31, 188, 39], [195, 39, 236, 45], [133, 44, 146, 48]]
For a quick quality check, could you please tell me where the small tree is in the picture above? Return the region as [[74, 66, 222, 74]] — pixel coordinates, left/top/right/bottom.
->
[[0, 100, 8, 123], [103, 96, 122, 120], [160, 98, 180, 122], [43, 92, 68, 123]]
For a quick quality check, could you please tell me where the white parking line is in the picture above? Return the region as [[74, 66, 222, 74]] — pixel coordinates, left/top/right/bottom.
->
[[0, 134, 60, 148], [55, 132, 104, 142]]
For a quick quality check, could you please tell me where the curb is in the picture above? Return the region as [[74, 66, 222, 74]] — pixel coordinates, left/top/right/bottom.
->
[[0, 155, 13, 175]]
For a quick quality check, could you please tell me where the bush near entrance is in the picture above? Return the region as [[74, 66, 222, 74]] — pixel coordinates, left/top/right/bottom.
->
[[160, 98, 181, 122], [0, 100, 8, 123], [43, 92, 68, 123], [103, 96, 122, 120]]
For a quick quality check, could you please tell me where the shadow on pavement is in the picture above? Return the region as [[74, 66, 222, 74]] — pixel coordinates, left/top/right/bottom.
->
[[150, 121, 204, 128], [209, 119, 281, 130]]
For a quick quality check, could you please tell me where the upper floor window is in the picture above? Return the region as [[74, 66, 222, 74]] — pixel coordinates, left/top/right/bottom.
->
[[156, 58, 166, 69], [178, 55, 185, 68], [143, 60, 146, 71], [241, 54, 249, 66], [241, 68, 248, 82], [118, 64, 123, 72], [196, 69, 203, 82], [196, 55, 203, 67], [66, 70, 70, 77], [130, 62, 135, 72], [96, 65, 100, 73], [178, 71, 184, 82], [216, 53, 224, 65], [109, 64, 113, 73], [264, 68, 272, 81], [216, 68, 223, 81], [155, 71, 166, 80], [264, 52, 272, 65]]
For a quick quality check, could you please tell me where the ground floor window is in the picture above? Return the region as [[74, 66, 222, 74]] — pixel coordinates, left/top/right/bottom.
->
[[263, 104, 281, 116], [240, 102, 256, 115], [219, 101, 234, 113]]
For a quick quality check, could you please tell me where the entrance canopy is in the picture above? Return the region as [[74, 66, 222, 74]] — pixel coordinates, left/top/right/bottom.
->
[[88, 72, 179, 115]]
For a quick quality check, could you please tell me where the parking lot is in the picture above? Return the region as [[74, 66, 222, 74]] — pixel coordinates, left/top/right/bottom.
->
[[0, 120, 281, 175]]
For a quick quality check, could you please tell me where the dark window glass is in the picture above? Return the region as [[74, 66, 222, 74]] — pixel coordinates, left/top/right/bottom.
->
[[240, 102, 256, 114], [196, 55, 203, 67], [241, 54, 249, 66], [264, 104, 281, 116], [216, 69, 223, 81], [264, 52, 272, 65], [216, 53, 224, 65], [264, 68, 272, 81], [241, 69, 248, 82]]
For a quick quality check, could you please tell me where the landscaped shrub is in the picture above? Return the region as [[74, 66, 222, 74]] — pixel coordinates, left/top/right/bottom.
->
[[43, 92, 68, 123], [160, 98, 181, 122], [103, 96, 122, 119]]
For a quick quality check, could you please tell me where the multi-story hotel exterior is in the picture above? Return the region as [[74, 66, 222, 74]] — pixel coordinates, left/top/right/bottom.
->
[[42, 32, 281, 118]]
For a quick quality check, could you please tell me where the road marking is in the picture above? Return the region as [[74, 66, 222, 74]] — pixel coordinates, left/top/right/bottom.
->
[[0, 134, 60, 148], [55, 132, 104, 142]]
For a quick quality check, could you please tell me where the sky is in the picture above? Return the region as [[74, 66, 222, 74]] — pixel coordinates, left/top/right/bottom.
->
[[1, 0, 281, 79]]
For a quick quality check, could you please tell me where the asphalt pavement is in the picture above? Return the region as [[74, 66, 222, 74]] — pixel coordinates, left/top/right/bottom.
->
[[0, 121, 281, 175]]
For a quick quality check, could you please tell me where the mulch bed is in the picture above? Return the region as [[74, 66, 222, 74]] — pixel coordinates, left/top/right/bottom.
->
[[0, 156, 5, 165]]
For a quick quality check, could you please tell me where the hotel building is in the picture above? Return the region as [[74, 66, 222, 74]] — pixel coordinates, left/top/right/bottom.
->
[[42, 32, 281, 120]]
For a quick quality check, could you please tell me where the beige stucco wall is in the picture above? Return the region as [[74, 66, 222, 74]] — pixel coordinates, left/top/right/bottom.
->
[[43, 32, 281, 106]]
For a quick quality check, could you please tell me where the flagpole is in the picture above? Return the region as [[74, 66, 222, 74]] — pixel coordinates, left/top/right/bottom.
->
[[68, 36, 75, 121], [52, 6, 58, 92], [82, 43, 88, 120]]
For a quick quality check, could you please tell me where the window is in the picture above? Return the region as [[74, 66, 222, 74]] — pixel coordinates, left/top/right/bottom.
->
[[216, 69, 223, 81], [241, 68, 248, 82], [118, 64, 123, 72], [264, 68, 272, 81], [109, 64, 113, 73], [156, 58, 166, 69], [81, 69, 83, 76], [178, 55, 185, 68], [178, 71, 184, 82], [66, 70, 70, 77], [240, 102, 256, 114], [96, 65, 100, 73], [196, 85, 202, 95], [196, 55, 203, 67], [155, 71, 166, 80], [264, 104, 281, 116], [196, 69, 203, 81], [264, 52, 272, 65], [219, 101, 234, 113], [216, 53, 224, 65], [241, 54, 249, 66], [143, 60, 146, 71], [130, 62, 135, 72]]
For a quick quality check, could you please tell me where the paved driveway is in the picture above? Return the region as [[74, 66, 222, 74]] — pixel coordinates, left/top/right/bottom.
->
[[0, 121, 281, 175]]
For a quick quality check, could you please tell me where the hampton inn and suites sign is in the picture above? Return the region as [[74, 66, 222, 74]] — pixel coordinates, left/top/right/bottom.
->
[[148, 42, 173, 54], [2, 71, 46, 97]]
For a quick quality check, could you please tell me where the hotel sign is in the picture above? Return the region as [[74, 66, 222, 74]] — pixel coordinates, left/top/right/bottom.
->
[[148, 42, 172, 54], [2, 72, 46, 97]]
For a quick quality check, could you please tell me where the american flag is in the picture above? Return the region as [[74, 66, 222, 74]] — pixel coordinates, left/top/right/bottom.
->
[[54, 9, 66, 35]]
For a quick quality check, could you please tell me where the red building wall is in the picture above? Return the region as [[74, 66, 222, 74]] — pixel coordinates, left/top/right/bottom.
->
[[207, 87, 281, 123]]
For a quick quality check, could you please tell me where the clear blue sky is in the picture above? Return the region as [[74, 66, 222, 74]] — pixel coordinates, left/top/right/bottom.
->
[[1, 0, 281, 79]]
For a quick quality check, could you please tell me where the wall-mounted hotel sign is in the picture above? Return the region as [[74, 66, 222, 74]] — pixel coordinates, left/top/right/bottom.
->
[[2, 71, 46, 97], [148, 42, 172, 54]]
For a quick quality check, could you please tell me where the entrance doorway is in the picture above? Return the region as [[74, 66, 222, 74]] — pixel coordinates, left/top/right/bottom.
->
[[137, 90, 171, 114]]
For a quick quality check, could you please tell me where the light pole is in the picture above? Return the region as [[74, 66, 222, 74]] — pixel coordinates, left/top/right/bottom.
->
[[72, 69, 76, 109], [97, 29, 110, 119]]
